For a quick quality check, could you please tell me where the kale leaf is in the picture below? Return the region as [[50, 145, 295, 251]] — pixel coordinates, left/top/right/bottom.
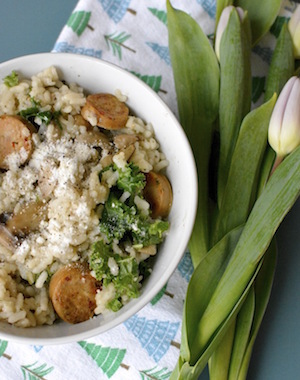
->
[[116, 162, 145, 195], [89, 240, 140, 311], [99, 192, 169, 246]]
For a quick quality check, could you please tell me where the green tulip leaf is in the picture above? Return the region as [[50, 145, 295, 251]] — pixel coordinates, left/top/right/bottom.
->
[[235, 239, 277, 380], [227, 288, 255, 379], [264, 22, 294, 101], [184, 226, 243, 364], [208, 319, 237, 379], [235, 0, 283, 45], [177, 257, 262, 379], [214, 94, 277, 243], [195, 145, 300, 354], [217, 7, 252, 206], [167, 0, 220, 267]]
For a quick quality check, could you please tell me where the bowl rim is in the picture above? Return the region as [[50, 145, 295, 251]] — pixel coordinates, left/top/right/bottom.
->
[[0, 52, 198, 345]]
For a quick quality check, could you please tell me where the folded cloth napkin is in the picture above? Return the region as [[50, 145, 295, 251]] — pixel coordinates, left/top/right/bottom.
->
[[0, 1, 297, 379]]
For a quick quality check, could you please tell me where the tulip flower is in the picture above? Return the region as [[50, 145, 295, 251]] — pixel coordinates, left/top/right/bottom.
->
[[268, 76, 300, 171], [288, 5, 300, 59], [215, 6, 245, 61]]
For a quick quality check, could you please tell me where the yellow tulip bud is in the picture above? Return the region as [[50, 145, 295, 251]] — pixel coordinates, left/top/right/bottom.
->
[[268, 76, 300, 160], [215, 6, 245, 61], [288, 5, 300, 59]]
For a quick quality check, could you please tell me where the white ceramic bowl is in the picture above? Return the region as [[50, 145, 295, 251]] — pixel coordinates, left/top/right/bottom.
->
[[0, 53, 197, 344]]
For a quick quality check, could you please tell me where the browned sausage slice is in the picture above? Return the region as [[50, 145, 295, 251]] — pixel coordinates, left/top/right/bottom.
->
[[49, 263, 98, 324], [81, 93, 129, 130], [0, 115, 36, 169], [143, 171, 173, 219]]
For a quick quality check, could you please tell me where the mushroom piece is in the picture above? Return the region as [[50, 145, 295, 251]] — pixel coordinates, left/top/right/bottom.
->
[[0, 115, 36, 169], [0, 225, 18, 251], [6, 200, 48, 235], [49, 263, 99, 324], [113, 134, 138, 149], [76, 128, 112, 151], [81, 93, 129, 130], [38, 164, 57, 199], [143, 171, 173, 219], [100, 154, 114, 168], [119, 144, 135, 162], [73, 114, 92, 129]]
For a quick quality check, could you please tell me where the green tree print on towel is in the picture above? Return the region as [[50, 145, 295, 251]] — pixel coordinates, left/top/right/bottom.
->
[[78, 341, 127, 378], [270, 16, 289, 38], [21, 361, 54, 380], [148, 8, 167, 25], [151, 283, 168, 305], [140, 365, 172, 380], [67, 11, 93, 36], [105, 31, 136, 60], [150, 283, 174, 305], [0, 340, 11, 360], [130, 72, 165, 93], [252, 76, 266, 103]]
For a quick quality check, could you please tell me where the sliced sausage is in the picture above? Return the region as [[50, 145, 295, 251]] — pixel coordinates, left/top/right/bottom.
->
[[6, 200, 48, 235], [0, 115, 36, 169], [49, 263, 98, 324], [143, 171, 173, 219], [81, 93, 129, 130]]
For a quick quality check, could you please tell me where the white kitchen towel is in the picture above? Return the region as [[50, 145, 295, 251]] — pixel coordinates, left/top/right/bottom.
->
[[0, 1, 298, 379]]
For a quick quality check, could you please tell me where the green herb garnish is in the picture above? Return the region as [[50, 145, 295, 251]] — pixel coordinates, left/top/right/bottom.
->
[[19, 98, 62, 128], [3, 71, 19, 87]]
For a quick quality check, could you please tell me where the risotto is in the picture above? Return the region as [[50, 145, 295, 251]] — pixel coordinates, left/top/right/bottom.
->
[[0, 66, 172, 327]]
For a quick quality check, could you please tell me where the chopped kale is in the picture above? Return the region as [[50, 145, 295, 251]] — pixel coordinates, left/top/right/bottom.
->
[[116, 162, 145, 195], [89, 240, 141, 311], [99, 192, 169, 246], [94, 162, 169, 312], [100, 193, 136, 241]]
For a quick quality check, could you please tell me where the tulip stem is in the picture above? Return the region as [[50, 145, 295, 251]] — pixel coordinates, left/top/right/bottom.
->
[[270, 155, 283, 176]]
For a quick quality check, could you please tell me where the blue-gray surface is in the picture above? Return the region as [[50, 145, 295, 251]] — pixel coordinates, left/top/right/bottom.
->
[[0, 1, 299, 379]]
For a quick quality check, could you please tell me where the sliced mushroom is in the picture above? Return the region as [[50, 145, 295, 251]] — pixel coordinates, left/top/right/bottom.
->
[[0, 115, 36, 169], [76, 128, 112, 151], [6, 200, 48, 235], [0, 225, 18, 251], [73, 114, 92, 129], [119, 144, 135, 162], [113, 134, 138, 149], [143, 171, 173, 219], [100, 154, 113, 168], [81, 93, 129, 130], [38, 164, 57, 199], [49, 262, 99, 324]]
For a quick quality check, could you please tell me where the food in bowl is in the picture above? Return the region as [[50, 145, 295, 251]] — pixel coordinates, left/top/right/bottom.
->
[[0, 66, 172, 327]]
